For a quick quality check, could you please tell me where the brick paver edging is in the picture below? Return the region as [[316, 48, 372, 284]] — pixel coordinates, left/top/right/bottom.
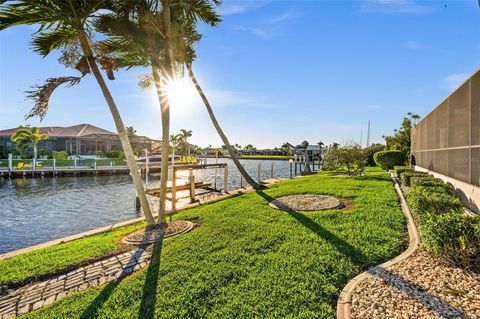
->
[[336, 172, 421, 319], [0, 221, 194, 318]]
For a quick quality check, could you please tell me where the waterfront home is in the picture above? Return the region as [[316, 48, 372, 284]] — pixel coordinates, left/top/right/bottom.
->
[[0, 124, 161, 157]]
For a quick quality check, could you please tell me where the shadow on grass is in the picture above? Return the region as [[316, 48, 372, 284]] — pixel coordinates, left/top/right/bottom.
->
[[138, 239, 163, 319], [79, 239, 163, 319], [257, 191, 368, 267]]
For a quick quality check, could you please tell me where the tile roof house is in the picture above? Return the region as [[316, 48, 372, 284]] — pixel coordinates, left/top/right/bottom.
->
[[0, 124, 160, 156]]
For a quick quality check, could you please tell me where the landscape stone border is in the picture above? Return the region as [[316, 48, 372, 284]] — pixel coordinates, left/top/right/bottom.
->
[[336, 171, 420, 319], [269, 194, 344, 212], [122, 220, 194, 245]]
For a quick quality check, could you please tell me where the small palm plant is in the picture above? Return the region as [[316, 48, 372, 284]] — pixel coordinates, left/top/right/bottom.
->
[[0, 0, 155, 224], [176, 129, 192, 155], [11, 127, 48, 160]]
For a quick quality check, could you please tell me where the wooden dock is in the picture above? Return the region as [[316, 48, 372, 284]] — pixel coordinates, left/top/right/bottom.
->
[[0, 165, 130, 178]]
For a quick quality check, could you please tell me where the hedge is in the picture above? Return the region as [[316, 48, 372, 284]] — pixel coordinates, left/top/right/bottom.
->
[[393, 166, 413, 178], [374, 150, 405, 169], [406, 182, 480, 270], [421, 211, 480, 270], [400, 171, 428, 186], [406, 189, 463, 219]]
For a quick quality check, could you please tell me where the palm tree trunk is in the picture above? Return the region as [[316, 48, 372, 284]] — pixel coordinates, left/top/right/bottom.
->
[[152, 65, 169, 225], [187, 64, 263, 190], [33, 143, 37, 160], [76, 29, 155, 225]]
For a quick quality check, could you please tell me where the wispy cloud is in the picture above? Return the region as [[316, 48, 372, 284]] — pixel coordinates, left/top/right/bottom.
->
[[403, 40, 425, 50], [235, 10, 298, 38], [219, 0, 271, 15], [362, 0, 435, 14], [266, 12, 297, 25], [444, 72, 469, 90], [234, 26, 268, 38]]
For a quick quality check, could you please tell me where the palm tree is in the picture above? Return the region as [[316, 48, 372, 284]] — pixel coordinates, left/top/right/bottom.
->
[[94, 0, 222, 223], [0, 0, 155, 225], [176, 129, 192, 155], [126, 126, 137, 137], [11, 127, 48, 160]]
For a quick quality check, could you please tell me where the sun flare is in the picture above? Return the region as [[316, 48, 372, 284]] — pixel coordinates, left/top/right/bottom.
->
[[165, 78, 195, 109]]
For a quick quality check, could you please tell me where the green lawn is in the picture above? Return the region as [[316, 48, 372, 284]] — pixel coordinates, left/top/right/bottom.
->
[[15, 167, 405, 319], [0, 223, 145, 288]]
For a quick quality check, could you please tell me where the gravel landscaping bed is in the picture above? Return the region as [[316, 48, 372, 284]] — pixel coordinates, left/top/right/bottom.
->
[[269, 194, 344, 211], [350, 250, 480, 319]]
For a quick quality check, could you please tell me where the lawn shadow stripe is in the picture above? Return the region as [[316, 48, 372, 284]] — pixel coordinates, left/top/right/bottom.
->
[[138, 238, 163, 319], [257, 191, 368, 267]]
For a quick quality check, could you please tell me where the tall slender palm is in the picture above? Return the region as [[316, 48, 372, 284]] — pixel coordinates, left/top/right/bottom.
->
[[0, 0, 155, 224], [11, 127, 48, 160]]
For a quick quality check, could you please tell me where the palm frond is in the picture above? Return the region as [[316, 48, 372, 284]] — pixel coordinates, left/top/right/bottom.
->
[[25, 76, 82, 120], [31, 26, 77, 57]]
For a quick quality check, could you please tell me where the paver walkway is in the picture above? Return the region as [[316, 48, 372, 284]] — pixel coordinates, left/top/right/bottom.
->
[[0, 245, 153, 318]]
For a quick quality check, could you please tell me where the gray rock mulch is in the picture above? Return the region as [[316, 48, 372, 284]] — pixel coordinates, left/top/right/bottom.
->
[[269, 194, 344, 212], [350, 250, 480, 319]]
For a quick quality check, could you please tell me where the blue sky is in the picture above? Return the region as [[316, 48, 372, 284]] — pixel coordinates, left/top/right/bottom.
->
[[1, 0, 480, 148]]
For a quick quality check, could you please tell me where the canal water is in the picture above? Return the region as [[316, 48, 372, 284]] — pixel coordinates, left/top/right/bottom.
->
[[0, 159, 297, 254]]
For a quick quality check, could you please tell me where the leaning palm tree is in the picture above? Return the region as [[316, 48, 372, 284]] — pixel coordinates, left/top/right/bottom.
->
[[11, 127, 48, 160], [0, 0, 155, 224], [182, 39, 262, 189]]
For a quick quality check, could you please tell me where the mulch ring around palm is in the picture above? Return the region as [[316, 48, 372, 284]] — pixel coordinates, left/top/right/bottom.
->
[[123, 220, 194, 245], [269, 194, 344, 212]]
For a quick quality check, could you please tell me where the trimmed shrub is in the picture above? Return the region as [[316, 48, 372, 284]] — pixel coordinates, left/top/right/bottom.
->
[[374, 150, 405, 169], [421, 211, 480, 270], [406, 189, 463, 219], [413, 185, 452, 195], [394, 165, 413, 178], [53, 151, 68, 160], [105, 151, 124, 159], [400, 171, 428, 186], [410, 176, 454, 193]]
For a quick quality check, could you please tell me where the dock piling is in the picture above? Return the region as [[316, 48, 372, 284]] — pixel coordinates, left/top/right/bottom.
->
[[172, 167, 177, 211], [224, 165, 229, 193], [257, 163, 262, 182]]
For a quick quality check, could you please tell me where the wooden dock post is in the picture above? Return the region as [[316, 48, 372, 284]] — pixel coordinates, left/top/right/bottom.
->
[[8, 154, 12, 173], [271, 162, 274, 178], [189, 168, 196, 203], [109, 161, 113, 174], [257, 163, 262, 182], [74, 158, 77, 175], [94, 161, 97, 174], [240, 173, 244, 188], [224, 165, 229, 193], [172, 166, 177, 211], [53, 158, 56, 175]]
